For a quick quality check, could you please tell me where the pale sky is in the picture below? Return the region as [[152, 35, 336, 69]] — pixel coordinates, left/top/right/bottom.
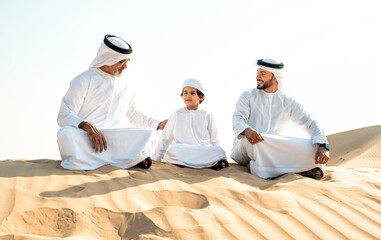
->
[[0, 0, 380, 160]]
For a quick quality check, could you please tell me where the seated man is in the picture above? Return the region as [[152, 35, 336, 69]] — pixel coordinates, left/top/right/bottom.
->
[[57, 34, 166, 170], [231, 58, 330, 180]]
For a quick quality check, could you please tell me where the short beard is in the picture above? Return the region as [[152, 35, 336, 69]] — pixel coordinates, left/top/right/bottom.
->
[[112, 69, 123, 78], [257, 74, 274, 90], [257, 80, 273, 90]]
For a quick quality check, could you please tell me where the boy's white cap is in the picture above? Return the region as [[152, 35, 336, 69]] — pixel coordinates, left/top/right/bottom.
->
[[182, 78, 205, 94]]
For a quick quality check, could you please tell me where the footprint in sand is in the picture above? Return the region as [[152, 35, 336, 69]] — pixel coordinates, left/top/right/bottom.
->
[[135, 190, 209, 209], [4, 208, 77, 235], [129, 170, 153, 180], [40, 186, 85, 198], [2, 207, 168, 239]]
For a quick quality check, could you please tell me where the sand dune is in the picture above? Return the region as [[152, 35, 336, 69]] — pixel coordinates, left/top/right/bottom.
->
[[328, 125, 381, 168], [1, 126, 380, 239]]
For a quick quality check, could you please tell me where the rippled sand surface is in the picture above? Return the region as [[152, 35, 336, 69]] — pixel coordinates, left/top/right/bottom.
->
[[1, 126, 380, 239]]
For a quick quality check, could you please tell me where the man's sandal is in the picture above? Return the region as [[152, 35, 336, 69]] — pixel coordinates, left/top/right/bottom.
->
[[134, 157, 152, 169], [211, 159, 229, 171], [299, 167, 324, 180]]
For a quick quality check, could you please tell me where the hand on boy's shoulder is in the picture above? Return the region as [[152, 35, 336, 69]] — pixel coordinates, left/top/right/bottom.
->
[[157, 119, 168, 130]]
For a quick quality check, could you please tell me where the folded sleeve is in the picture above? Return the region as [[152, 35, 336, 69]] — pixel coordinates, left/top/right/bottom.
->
[[152, 113, 176, 161], [207, 113, 220, 146], [57, 75, 89, 127], [289, 99, 328, 144], [232, 91, 251, 139], [126, 91, 160, 129]]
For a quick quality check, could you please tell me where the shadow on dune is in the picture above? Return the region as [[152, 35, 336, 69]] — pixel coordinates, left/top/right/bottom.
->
[[6, 125, 381, 198], [1, 160, 319, 199], [0, 159, 125, 177], [37, 162, 303, 199]]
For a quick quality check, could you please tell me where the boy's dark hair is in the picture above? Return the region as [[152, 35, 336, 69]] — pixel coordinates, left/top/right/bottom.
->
[[181, 89, 205, 103]]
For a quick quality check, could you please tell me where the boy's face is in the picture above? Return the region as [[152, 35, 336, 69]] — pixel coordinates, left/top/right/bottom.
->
[[182, 86, 204, 110]]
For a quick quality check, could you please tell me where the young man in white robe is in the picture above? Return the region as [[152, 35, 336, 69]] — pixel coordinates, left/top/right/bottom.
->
[[152, 79, 228, 170], [231, 58, 330, 180], [57, 34, 166, 170]]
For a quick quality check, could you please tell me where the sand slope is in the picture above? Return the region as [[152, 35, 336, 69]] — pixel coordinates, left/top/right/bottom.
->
[[327, 125, 381, 168], [1, 126, 380, 239]]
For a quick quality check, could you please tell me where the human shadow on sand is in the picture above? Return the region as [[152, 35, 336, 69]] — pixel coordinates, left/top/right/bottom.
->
[[36, 161, 304, 199], [0, 159, 309, 199], [0, 159, 129, 177]]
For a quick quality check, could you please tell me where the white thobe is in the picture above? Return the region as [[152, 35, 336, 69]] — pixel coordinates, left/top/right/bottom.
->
[[57, 68, 159, 170], [231, 88, 327, 178], [152, 107, 226, 168]]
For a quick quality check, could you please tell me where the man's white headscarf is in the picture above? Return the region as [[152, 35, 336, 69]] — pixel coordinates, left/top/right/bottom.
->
[[257, 58, 285, 93], [89, 34, 132, 68], [182, 78, 205, 95]]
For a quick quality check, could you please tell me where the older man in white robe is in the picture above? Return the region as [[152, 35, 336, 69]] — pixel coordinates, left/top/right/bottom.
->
[[231, 58, 330, 180], [57, 34, 166, 170]]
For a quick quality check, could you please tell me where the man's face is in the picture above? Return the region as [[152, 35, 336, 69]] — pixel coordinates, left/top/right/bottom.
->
[[111, 58, 129, 78], [256, 68, 274, 90]]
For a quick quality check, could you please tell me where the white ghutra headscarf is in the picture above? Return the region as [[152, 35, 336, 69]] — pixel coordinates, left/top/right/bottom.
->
[[89, 35, 132, 68], [257, 58, 285, 93]]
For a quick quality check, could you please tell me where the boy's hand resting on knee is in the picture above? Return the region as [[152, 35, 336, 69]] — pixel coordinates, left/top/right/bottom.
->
[[243, 127, 264, 144], [78, 121, 107, 153]]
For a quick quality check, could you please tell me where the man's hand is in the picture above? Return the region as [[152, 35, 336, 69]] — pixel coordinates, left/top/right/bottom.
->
[[315, 147, 329, 164], [157, 120, 168, 130], [243, 127, 264, 144], [78, 121, 107, 153]]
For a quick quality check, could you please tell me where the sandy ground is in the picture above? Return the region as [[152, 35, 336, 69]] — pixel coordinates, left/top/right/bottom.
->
[[0, 125, 380, 239]]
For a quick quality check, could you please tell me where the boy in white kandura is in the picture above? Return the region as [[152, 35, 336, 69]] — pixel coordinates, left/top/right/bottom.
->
[[152, 79, 228, 170]]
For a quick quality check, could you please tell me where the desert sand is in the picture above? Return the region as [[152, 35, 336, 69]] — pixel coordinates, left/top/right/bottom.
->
[[0, 126, 380, 239]]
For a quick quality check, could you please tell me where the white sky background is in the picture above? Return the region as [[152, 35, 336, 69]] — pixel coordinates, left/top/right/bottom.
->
[[0, 0, 380, 160]]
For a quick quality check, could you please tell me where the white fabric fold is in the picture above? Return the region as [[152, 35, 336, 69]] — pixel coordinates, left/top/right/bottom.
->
[[231, 87, 328, 178], [246, 134, 325, 179], [89, 40, 130, 69], [57, 68, 159, 130], [162, 144, 226, 168], [152, 107, 226, 168], [232, 88, 327, 144], [57, 67, 160, 170], [58, 127, 152, 170]]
